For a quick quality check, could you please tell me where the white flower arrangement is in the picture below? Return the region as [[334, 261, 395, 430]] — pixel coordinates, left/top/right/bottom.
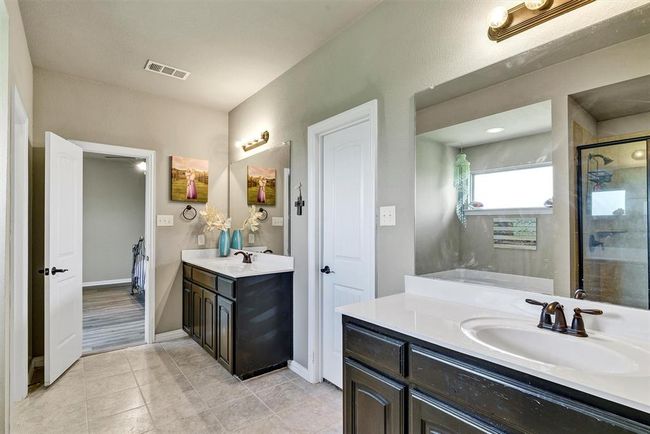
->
[[200, 204, 231, 232], [241, 205, 264, 232]]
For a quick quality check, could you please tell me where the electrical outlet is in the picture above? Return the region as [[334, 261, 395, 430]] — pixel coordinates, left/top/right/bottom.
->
[[272, 217, 284, 227], [379, 206, 396, 226], [157, 215, 174, 227], [249, 233, 255, 244], [197, 234, 205, 246]]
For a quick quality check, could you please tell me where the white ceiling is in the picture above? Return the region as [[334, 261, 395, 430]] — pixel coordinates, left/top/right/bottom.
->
[[19, 0, 379, 112], [419, 100, 552, 148]]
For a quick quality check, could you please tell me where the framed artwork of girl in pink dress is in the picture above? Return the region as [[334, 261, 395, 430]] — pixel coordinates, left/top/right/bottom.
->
[[170, 156, 209, 202], [247, 165, 276, 206]]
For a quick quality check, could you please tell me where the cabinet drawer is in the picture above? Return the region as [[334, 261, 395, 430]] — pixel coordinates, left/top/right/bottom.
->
[[410, 389, 499, 434], [217, 276, 235, 299], [183, 263, 192, 280], [344, 323, 406, 378], [409, 345, 645, 434], [192, 268, 216, 291]]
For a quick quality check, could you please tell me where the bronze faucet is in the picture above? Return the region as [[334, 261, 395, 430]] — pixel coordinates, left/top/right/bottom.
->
[[234, 251, 253, 264], [525, 299, 603, 337]]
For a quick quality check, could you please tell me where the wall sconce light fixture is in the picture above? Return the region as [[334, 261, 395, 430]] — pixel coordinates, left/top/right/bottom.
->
[[488, 0, 594, 42], [242, 131, 270, 152]]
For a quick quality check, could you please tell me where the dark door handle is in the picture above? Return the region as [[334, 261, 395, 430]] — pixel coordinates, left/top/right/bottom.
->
[[320, 266, 333, 274], [51, 267, 69, 275], [38, 268, 50, 276]]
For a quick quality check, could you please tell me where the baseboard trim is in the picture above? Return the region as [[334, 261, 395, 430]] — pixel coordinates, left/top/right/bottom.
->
[[287, 360, 311, 383], [83, 278, 131, 288], [155, 329, 187, 342]]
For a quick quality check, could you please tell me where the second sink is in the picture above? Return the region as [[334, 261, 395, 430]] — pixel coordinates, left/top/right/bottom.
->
[[460, 317, 650, 376]]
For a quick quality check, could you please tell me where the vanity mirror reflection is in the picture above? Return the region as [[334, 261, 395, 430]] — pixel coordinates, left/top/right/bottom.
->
[[415, 55, 650, 310], [229, 143, 291, 255]]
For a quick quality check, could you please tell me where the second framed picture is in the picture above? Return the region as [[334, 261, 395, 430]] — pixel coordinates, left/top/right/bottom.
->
[[247, 165, 276, 206]]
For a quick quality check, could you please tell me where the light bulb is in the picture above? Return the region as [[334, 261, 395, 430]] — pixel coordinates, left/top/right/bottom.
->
[[525, 0, 552, 10], [486, 127, 505, 134], [136, 161, 147, 172], [488, 6, 510, 30], [631, 149, 646, 160]]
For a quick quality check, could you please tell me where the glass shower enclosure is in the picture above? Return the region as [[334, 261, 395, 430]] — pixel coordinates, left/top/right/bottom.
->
[[577, 137, 650, 309]]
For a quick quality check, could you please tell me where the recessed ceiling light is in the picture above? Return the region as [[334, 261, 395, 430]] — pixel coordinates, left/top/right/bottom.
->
[[486, 127, 505, 134], [631, 149, 646, 160]]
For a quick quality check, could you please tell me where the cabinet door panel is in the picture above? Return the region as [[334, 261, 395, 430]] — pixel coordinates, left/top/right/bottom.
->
[[182, 280, 192, 334], [191, 284, 202, 343], [344, 358, 405, 434], [202, 290, 217, 358], [217, 295, 234, 372], [410, 390, 500, 434]]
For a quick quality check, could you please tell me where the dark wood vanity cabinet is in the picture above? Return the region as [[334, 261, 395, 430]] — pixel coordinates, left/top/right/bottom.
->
[[182, 262, 293, 379], [342, 316, 650, 434]]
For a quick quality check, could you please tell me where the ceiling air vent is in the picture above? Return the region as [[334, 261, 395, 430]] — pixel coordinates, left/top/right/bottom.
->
[[144, 60, 191, 81]]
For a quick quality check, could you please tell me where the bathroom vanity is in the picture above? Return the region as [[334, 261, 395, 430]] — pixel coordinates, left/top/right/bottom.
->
[[181, 249, 293, 379], [338, 276, 650, 433]]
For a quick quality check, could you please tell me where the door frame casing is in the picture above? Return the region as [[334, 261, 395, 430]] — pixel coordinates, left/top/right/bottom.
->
[[306, 99, 377, 383], [73, 140, 157, 345], [10, 87, 29, 402]]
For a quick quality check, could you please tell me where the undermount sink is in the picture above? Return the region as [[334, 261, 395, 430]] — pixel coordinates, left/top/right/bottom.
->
[[461, 317, 650, 376]]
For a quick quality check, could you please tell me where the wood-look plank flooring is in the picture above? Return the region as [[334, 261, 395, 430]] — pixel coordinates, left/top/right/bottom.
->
[[83, 284, 144, 354]]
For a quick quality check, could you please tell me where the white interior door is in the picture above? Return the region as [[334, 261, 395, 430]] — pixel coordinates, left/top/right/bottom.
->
[[44, 132, 83, 385], [321, 119, 375, 388]]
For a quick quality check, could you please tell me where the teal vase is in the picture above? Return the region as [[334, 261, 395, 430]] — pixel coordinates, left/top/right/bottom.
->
[[218, 230, 230, 257], [231, 229, 242, 250]]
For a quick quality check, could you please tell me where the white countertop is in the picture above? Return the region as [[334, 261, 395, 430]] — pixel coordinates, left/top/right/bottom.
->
[[181, 249, 293, 279], [337, 275, 650, 413]]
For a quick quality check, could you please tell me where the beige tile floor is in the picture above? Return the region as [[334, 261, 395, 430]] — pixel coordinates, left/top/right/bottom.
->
[[11, 337, 343, 434]]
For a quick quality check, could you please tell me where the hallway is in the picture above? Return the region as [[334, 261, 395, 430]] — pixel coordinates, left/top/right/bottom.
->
[[83, 284, 145, 354]]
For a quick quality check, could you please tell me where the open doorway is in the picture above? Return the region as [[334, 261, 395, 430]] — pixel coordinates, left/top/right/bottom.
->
[[81, 152, 147, 354]]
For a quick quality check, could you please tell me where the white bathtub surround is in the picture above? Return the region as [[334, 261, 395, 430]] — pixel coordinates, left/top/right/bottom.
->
[[421, 268, 553, 295], [181, 249, 293, 278], [337, 275, 650, 413]]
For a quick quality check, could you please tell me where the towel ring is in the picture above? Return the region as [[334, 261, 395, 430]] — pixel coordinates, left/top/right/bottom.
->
[[182, 205, 198, 221], [258, 208, 269, 222]]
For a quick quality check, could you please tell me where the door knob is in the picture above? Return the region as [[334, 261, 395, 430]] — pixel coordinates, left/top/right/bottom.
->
[[320, 266, 334, 274], [51, 267, 69, 275]]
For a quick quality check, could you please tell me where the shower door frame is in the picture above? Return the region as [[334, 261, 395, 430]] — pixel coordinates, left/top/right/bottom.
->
[[576, 135, 650, 309]]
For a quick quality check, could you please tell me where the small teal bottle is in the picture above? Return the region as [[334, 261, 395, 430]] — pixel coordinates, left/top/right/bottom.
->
[[231, 229, 242, 250], [218, 230, 231, 257]]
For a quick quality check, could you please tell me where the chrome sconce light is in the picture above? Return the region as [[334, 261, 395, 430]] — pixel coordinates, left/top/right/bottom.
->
[[242, 131, 270, 152], [488, 0, 594, 42]]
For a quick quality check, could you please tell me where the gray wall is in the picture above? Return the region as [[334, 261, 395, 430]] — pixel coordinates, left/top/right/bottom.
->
[[31, 67, 228, 358], [229, 145, 290, 255], [83, 156, 145, 283], [415, 137, 459, 275], [227, 2, 650, 367]]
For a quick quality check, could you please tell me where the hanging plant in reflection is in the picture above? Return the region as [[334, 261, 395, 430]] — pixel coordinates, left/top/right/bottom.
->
[[453, 152, 471, 225]]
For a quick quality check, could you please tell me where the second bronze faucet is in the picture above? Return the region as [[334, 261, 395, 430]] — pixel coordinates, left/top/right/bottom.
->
[[525, 299, 603, 337]]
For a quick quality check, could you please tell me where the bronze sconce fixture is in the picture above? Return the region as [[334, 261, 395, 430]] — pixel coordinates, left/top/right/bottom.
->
[[487, 0, 595, 42], [242, 131, 270, 152]]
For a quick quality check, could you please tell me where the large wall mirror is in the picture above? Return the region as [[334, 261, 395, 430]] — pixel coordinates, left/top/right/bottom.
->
[[415, 40, 650, 310], [229, 143, 291, 256]]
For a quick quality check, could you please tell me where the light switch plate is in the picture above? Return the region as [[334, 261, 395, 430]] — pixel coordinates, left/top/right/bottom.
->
[[272, 217, 284, 227], [379, 206, 396, 226], [157, 214, 174, 227], [197, 234, 205, 246], [249, 233, 255, 244]]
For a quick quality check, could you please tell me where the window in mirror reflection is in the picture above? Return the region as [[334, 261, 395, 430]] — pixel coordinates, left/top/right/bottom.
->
[[591, 190, 626, 216], [472, 165, 553, 210]]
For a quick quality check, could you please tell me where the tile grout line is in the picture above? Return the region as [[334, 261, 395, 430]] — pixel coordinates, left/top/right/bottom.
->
[[124, 348, 158, 433], [159, 339, 229, 432]]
